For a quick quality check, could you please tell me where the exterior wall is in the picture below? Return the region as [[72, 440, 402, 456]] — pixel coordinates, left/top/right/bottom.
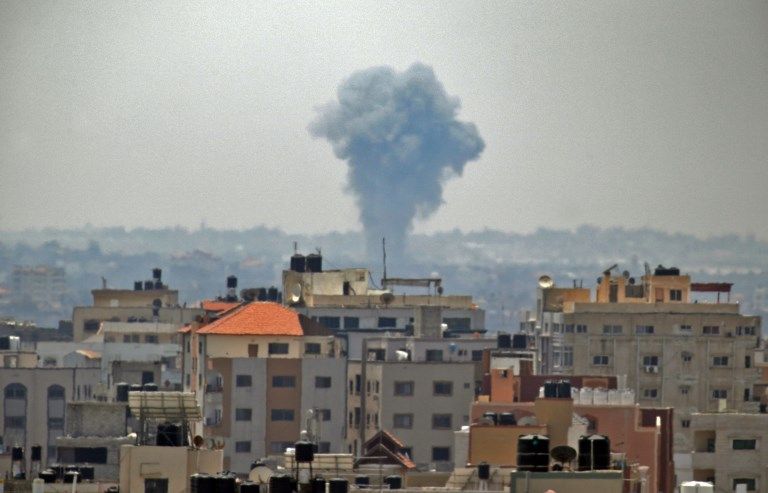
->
[[468, 425, 545, 465], [509, 471, 623, 493], [265, 358, 302, 456], [301, 357, 347, 453], [295, 306, 484, 334], [72, 306, 202, 342], [66, 402, 127, 437], [118, 445, 223, 493], [91, 289, 179, 308], [227, 358, 267, 472]]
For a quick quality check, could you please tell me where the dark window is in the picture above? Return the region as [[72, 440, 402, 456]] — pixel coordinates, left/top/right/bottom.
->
[[236, 375, 252, 387], [642, 355, 659, 366], [443, 317, 471, 331], [272, 376, 296, 388], [305, 343, 321, 355], [393, 413, 414, 429], [471, 350, 483, 361], [344, 317, 360, 329], [142, 371, 154, 385], [318, 409, 331, 421], [746, 356, 752, 368], [432, 414, 453, 429], [4, 416, 26, 428], [235, 441, 252, 453], [315, 376, 332, 389], [712, 389, 728, 399], [48, 385, 65, 399], [713, 356, 729, 367], [635, 325, 654, 335], [58, 447, 108, 464], [5, 383, 26, 399], [592, 355, 609, 365], [433, 381, 453, 396], [271, 409, 295, 421], [145, 334, 159, 344], [681, 419, 690, 428], [318, 316, 340, 329], [248, 344, 259, 357], [576, 324, 588, 333], [235, 408, 252, 421], [145, 478, 169, 493], [733, 439, 757, 450], [432, 447, 451, 461], [394, 381, 414, 396], [378, 317, 397, 328], [670, 289, 682, 301], [268, 343, 289, 355], [602, 324, 623, 335], [425, 349, 444, 362], [703, 325, 720, 335], [83, 319, 100, 333], [48, 417, 65, 429]]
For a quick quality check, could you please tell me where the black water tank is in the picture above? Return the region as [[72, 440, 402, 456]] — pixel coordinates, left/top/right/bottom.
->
[[291, 254, 306, 272], [578, 434, 611, 471], [79, 466, 95, 481], [227, 276, 238, 289], [512, 334, 527, 349], [11, 447, 23, 460], [63, 471, 80, 484], [257, 288, 268, 301], [384, 476, 402, 490], [190, 473, 215, 493], [517, 435, 550, 472], [130, 384, 142, 392], [354, 475, 370, 488], [556, 381, 572, 399], [215, 473, 237, 493], [310, 477, 326, 493], [144, 280, 154, 290], [268, 287, 279, 301], [498, 412, 516, 426], [543, 381, 557, 398], [39, 469, 57, 483], [497, 333, 511, 349], [270, 474, 293, 493], [153, 268, 162, 281], [31, 445, 42, 461], [116, 383, 130, 402], [134, 281, 143, 291], [239, 482, 260, 493], [154, 280, 163, 290], [306, 254, 322, 273], [477, 462, 490, 480], [329, 478, 348, 493], [143, 382, 158, 392], [0, 336, 9, 350], [482, 411, 498, 424], [295, 440, 314, 463], [50, 464, 65, 480]]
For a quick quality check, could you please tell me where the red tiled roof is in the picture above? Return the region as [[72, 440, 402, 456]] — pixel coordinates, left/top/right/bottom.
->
[[178, 324, 191, 334], [196, 302, 304, 336], [201, 300, 242, 313]]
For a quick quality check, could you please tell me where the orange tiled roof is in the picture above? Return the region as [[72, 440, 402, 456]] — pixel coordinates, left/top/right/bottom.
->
[[178, 324, 191, 334], [196, 302, 304, 336], [201, 300, 242, 313], [75, 349, 102, 360]]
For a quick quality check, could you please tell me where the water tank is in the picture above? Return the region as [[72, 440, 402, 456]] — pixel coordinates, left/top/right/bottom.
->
[[270, 474, 293, 493], [257, 288, 268, 301], [498, 412, 516, 426], [116, 383, 130, 402], [11, 447, 23, 461], [79, 466, 95, 481], [144, 280, 154, 290], [543, 381, 558, 398], [290, 254, 306, 272], [134, 281, 143, 291], [306, 253, 323, 273], [310, 477, 326, 493], [152, 268, 162, 281], [556, 381, 571, 398], [154, 280, 163, 290], [227, 276, 238, 289], [190, 473, 215, 493], [680, 482, 714, 493], [580, 387, 593, 405], [497, 333, 511, 349], [130, 384, 143, 392], [38, 470, 57, 483], [578, 434, 611, 470], [511, 334, 527, 349], [477, 462, 490, 480], [50, 465, 65, 480], [156, 423, 182, 447], [517, 435, 550, 472], [63, 471, 80, 484], [592, 388, 608, 405], [384, 476, 402, 490], [31, 445, 42, 461], [620, 390, 634, 405], [482, 412, 498, 424], [239, 482, 260, 493], [354, 475, 370, 488], [143, 382, 158, 392], [295, 440, 315, 463], [328, 478, 349, 493], [607, 390, 620, 404], [268, 287, 279, 301], [0, 336, 10, 350], [215, 473, 237, 493]]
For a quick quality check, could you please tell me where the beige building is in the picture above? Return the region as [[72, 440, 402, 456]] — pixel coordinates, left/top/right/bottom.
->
[[676, 411, 768, 492], [525, 265, 762, 452], [181, 302, 347, 474], [119, 444, 223, 493]]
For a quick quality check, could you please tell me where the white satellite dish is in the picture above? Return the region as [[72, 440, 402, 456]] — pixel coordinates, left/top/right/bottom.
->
[[290, 283, 302, 303], [538, 275, 554, 289], [248, 465, 274, 484]]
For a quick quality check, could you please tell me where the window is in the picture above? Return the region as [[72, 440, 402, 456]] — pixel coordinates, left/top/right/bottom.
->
[[318, 442, 331, 453], [425, 349, 444, 362], [733, 479, 756, 491], [268, 343, 289, 355], [682, 352, 693, 363], [318, 316, 340, 329], [5, 416, 26, 428], [443, 317, 471, 331], [305, 343, 321, 355], [681, 419, 690, 428], [145, 334, 159, 344], [733, 439, 757, 450], [58, 447, 108, 464], [602, 324, 622, 335], [433, 381, 453, 396], [564, 324, 575, 333], [48, 385, 65, 398], [394, 381, 414, 396], [272, 376, 296, 388], [670, 289, 682, 301], [235, 441, 252, 453], [344, 317, 359, 329], [712, 356, 729, 367], [5, 383, 26, 399], [642, 355, 659, 366], [248, 344, 259, 357], [576, 324, 588, 333], [235, 375, 252, 387], [745, 388, 752, 402], [315, 376, 332, 389], [712, 389, 728, 399], [642, 388, 658, 399], [471, 350, 483, 362], [393, 413, 414, 429], [378, 317, 397, 328], [703, 325, 720, 335], [271, 409, 294, 421], [318, 409, 331, 421], [432, 447, 451, 461], [48, 417, 65, 429], [145, 478, 168, 493], [270, 441, 292, 454], [635, 325, 655, 335], [679, 324, 692, 333], [235, 408, 252, 421], [592, 355, 609, 366], [738, 326, 757, 336], [432, 414, 453, 429], [83, 319, 100, 333], [680, 386, 690, 396], [746, 355, 752, 368]]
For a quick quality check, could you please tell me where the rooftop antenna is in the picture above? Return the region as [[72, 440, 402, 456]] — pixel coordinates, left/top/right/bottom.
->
[[101, 277, 107, 289], [382, 237, 387, 283], [293, 241, 298, 254]]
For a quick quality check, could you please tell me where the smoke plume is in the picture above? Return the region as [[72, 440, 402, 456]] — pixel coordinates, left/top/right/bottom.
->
[[309, 63, 484, 265]]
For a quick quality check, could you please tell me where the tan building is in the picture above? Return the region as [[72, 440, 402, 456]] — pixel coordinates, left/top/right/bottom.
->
[[119, 444, 223, 493], [181, 302, 347, 474], [525, 265, 762, 452], [677, 412, 768, 492]]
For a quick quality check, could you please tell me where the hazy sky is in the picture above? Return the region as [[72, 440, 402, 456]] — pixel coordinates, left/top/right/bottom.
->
[[1, 1, 767, 238]]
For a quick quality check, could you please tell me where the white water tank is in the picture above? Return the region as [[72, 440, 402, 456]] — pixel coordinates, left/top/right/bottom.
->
[[621, 390, 635, 405], [680, 481, 714, 493], [593, 388, 608, 405], [580, 387, 593, 405], [607, 389, 620, 404]]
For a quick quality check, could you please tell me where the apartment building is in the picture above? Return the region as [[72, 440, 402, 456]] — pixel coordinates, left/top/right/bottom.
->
[[180, 302, 347, 474], [523, 265, 762, 452], [677, 412, 768, 492]]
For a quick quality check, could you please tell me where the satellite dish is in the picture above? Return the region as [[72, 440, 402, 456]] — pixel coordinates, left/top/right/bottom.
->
[[538, 275, 554, 289], [380, 292, 395, 305], [596, 277, 602, 285], [193, 435, 204, 449], [622, 270, 630, 279], [395, 350, 409, 361], [628, 277, 636, 285], [550, 445, 577, 465], [248, 464, 274, 484], [289, 283, 302, 304]]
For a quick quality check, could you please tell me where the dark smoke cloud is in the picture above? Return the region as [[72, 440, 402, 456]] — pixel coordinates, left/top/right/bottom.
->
[[309, 63, 485, 265]]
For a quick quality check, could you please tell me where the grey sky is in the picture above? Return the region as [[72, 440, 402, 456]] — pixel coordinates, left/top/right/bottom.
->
[[1, 1, 767, 238]]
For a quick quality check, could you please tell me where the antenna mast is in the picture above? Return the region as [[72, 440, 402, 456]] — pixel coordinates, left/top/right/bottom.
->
[[382, 237, 387, 283]]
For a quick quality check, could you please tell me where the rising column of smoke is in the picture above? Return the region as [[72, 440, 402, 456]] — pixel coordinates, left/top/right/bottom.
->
[[309, 63, 485, 266]]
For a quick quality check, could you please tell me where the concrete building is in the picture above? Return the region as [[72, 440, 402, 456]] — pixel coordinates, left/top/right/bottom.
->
[[119, 444, 223, 493], [523, 265, 762, 452], [10, 265, 67, 307], [181, 302, 347, 474], [676, 412, 768, 492], [0, 367, 101, 465]]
